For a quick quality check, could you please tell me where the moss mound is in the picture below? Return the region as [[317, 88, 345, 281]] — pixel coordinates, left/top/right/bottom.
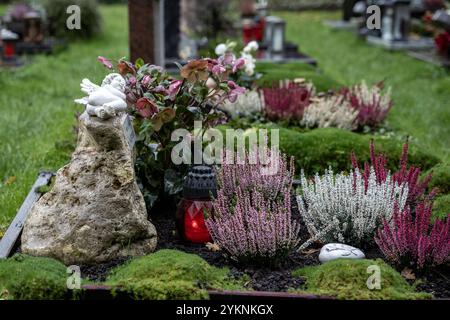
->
[[256, 62, 341, 92], [292, 259, 431, 300], [426, 163, 450, 195], [277, 128, 439, 175], [219, 125, 439, 176], [0, 254, 69, 300], [105, 249, 246, 300], [433, 194, 450, 221]]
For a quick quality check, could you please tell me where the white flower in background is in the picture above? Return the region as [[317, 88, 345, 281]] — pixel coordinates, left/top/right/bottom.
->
[[219, 90, 263, 119], [243, 40, 259, 53], [241, 52, 256, 76], [302, 96, 359, 131], [215, 43, 228, 56], [297, 168, 408, 248]]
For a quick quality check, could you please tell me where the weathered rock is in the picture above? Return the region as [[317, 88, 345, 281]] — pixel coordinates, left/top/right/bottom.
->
[[21, 112, 157, 265], [318, 243, 365, 263]]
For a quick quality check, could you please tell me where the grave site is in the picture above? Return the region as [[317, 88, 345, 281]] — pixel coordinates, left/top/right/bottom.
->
[[0, 0, 448, 308]]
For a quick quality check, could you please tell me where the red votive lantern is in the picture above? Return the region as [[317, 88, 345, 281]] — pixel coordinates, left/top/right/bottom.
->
[[1, 29, 19, 62], [176, 166, 217, 244]]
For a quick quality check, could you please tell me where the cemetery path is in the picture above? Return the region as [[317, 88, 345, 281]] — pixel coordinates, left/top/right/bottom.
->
[[281, 10, 450, 163]]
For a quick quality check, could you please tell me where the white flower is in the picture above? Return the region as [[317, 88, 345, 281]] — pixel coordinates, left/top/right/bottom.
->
[[244, 41, 259, 53], [297, 168, 408, 247], [215, 43, 228, 56], [301, 96, 359, 131], [241, 52, 256, 76], [219, 90, 263, 119]]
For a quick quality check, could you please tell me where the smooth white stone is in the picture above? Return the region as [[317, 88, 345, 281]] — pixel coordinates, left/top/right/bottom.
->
[[319, 243, 365, 263]]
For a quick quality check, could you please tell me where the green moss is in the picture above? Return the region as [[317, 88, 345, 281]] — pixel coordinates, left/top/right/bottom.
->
[[292, 259, 431, 300], [425, 163, 450, 195], [218, 125, 439, 176], [277, 127, 439, 176], [0, 254, 69, 300], [256, 62, 341, 92], [433, 194, 450, 221], [105, 249, 246, 300]]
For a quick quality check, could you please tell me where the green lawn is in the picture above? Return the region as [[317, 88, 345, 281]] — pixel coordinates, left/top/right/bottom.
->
[[0, 5, 128, 231], [0, 7, 449, 233], [280, 10, 450, 162]]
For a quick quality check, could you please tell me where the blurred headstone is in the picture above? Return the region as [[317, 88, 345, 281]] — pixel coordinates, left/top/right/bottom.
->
[[129, 0, 165, 66]]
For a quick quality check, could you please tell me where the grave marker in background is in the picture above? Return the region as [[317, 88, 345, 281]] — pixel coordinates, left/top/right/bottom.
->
[[129, 0, 165, 66]]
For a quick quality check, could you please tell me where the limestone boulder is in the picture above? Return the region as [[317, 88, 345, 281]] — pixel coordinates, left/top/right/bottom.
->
[[21, 112, 157, 265]]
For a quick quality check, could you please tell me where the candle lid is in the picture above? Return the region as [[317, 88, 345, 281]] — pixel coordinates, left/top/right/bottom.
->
[[183, 166, 217, 200]]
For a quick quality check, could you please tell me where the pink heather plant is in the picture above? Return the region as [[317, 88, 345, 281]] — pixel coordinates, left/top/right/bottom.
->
[[206, 148, 301, 265], [351, 141, 437, 208], [375, 202, 450, 269], [260, 82, 315, 122], [340, 81, 393, 128]]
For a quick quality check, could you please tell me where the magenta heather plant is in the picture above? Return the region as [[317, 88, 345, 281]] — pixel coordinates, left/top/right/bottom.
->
[[260, 82, 315, 122], [375, 202, 450, 269], [340, 81, 393, 128], [205, 148, 301, 265], [351, 141, 437, 207]]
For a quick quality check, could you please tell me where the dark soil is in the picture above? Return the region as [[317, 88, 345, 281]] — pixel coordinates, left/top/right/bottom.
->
[[414, 266, 450, 299], [79, 198, 449, 297]]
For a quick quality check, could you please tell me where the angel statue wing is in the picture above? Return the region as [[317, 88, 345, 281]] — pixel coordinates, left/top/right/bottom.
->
[[74, 78, 101, 105]]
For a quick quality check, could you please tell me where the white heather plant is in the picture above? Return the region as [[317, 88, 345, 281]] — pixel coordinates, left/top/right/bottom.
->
[[219, 90, 263, 119], [301, 96, 359, 131], [297, 168, 409, 248]]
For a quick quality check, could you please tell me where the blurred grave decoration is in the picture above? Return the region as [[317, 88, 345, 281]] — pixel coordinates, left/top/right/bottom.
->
[[324, 0, 368, 30], [0, 28, 21, 66], [408, 8, 450, 67], [239, 0, 316, 65], [0, 2, 63, 57], [432, 9, 450, 58], [365, 0, 435, 50]]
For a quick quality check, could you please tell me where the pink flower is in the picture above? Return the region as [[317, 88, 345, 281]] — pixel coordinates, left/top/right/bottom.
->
[[153, 85, 168, 94], [168, 80, 183, 100], [227, 81, 246, 103], [136, 97, 158, 118], [128, 76, 137, 86], [212, 64, 226, 75], [232, 57, 246, 73], [98, 56, 113, 69], [142, 75, 152, 86], [219, 52, 235, 66]]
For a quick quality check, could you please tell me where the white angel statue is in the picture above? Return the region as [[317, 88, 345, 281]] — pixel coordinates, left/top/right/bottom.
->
[[75, 73, 128, 119]]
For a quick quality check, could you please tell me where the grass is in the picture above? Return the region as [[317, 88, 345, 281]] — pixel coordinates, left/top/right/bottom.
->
[[292, 259, 431, 300], [0, 5, 128, 231], [280, 10, 450, 162]]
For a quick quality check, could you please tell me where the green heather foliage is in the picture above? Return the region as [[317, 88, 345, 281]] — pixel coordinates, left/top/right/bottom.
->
[[256, 62, 341, 92], [0, 255, 69, 300], [292, 259, 431, 300], [105, 250, 246, 300], [425, 163, 450, 195], [433, 194, 450, 221]]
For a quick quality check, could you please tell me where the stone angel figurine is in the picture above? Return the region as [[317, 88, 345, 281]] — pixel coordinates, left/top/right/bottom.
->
[[75, 73, 128, 119]]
